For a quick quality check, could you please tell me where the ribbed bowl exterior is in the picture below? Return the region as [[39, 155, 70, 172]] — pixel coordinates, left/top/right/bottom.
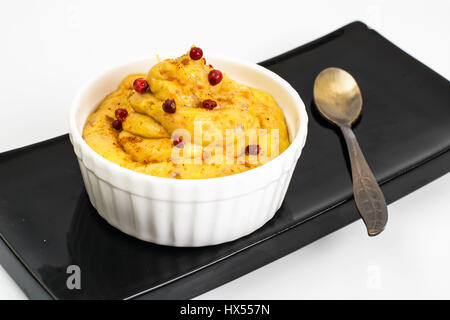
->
[[74, 141, 303, 247], [69, 56, 308, 247]]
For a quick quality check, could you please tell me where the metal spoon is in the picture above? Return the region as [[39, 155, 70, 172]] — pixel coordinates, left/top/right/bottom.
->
[[313, 67, 388, 236]]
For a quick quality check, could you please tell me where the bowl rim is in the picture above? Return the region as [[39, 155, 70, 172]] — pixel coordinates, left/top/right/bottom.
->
[[69, 55, 308, 187]]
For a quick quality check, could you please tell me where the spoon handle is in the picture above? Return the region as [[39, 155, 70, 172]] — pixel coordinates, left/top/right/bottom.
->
[[340, 125, 388, 236]]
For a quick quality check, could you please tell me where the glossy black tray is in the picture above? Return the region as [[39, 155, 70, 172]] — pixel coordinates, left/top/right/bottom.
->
[[1, 21, 449, 299]]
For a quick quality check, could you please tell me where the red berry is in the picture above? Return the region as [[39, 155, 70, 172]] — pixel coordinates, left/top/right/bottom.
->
[[246, 144, 260, 155], [162, 99, 176, 113], [189, 47, 203, 60], [202, 58, 206, 65], [173, 136, 184, 148], [202, 99, 217, 110], [208, 69, 223, 85], [115, 108, 128, 122], [133, 78, 148, 93], [112, 119, 122, 131]]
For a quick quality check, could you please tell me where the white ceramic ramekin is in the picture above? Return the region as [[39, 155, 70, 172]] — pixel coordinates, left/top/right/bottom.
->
[[69, 55, 308, 247]]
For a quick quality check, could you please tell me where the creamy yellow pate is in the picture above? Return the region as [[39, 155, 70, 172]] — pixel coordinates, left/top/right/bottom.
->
[[82, 50, 291, 179]]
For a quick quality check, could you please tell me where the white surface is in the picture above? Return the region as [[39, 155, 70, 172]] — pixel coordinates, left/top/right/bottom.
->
[[0, 266, 27, 300], [0, 0, 449, 299], [70, 56, 307, 246]]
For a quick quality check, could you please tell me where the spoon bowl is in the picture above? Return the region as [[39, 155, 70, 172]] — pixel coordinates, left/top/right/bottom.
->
[[314, 67, 362, 126]]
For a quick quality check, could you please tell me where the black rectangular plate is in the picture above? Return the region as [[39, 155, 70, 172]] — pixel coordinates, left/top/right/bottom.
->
[[0, 21, 449, 300]]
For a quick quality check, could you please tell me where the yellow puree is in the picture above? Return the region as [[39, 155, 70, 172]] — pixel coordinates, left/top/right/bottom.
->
[[83, 51, 290, 179]]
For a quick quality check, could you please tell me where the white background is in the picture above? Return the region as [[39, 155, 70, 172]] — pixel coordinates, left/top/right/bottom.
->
[[0, 0, 449, 299]]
